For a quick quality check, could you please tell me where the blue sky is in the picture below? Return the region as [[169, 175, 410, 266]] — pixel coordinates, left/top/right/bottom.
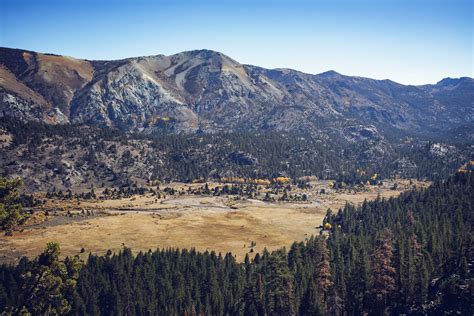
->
[[0, 0, 472, 84]]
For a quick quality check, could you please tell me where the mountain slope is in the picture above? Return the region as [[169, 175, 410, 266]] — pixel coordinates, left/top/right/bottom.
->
[[0, 47, 472, 140]]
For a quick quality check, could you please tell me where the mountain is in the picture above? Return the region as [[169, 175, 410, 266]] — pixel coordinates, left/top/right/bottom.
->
[[0, 47, 472, 190], [1, 47, 472, 140]]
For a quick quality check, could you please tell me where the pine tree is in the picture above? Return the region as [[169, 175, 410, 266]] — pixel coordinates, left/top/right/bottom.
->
[[20, 243, 83, 315], [313, 237, 333, 308], [327, 287, 344, 316], [370, 229, 396, 314], [0, 177, 29, 235], [347, 246, 369, 314], [299, 280, 324, 316], [264, 251, 296, 315]]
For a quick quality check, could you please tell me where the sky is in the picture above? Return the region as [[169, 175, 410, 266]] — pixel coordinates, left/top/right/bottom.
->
[[0, 0, 472, 84]]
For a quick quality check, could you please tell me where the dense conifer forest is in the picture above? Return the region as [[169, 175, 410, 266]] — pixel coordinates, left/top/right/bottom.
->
[[0, 172, 472, 315]]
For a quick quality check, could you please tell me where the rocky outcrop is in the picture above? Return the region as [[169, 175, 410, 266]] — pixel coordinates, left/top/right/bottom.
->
[[0, 47, 472, 139]]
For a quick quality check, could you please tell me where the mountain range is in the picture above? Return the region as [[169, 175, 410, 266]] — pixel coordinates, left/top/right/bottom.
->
[[1, 47, 473, 141]]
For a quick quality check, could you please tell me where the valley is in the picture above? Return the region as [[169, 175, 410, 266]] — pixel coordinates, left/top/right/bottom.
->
[[1, 0, 472, 314], [0, 178, 428, 263]]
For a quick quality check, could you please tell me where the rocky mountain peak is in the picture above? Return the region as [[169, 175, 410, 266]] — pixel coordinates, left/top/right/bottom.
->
[[436, 76, 474, 87], [317, 70, 342, 78], [0, 47, 472, 140]]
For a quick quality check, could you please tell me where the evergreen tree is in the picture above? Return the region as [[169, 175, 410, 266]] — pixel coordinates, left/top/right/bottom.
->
[[0, 177, 29, 235], [370, 229, 396, 314], [19, 243, 83, 315], [264, 250, 296, 315]]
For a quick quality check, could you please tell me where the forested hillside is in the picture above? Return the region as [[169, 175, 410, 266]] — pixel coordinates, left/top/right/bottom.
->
[[1, 119, 471, 192], [1, 172, 472, 315]]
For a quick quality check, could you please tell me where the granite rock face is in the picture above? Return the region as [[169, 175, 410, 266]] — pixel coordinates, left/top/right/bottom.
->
[[0, 47, 472, 139]]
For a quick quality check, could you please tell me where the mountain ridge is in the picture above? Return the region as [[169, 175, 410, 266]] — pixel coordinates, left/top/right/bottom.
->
[[0, 46, 472, 140], [1, 47, 472, 191], [3, 46, 469, 85]]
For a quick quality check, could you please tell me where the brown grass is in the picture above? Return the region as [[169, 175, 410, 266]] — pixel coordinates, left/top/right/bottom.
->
[[0, 203, 324, 263], [0, 179, 429, 263]]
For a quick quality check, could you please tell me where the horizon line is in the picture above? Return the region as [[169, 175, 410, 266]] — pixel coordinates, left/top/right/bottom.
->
[[1, 45, 471, 87]]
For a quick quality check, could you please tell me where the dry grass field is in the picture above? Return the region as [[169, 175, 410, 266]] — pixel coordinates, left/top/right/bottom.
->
[[0, 179, 429, 263]]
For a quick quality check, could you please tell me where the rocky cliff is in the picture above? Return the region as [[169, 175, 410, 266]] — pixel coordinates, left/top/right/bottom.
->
[[1, 47, 472, 140]]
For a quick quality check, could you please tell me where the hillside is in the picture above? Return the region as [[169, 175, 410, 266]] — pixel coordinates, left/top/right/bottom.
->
[[1, 47, 472, 141], [1, 119, 471, 192], [0, 47, 473, 190]]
